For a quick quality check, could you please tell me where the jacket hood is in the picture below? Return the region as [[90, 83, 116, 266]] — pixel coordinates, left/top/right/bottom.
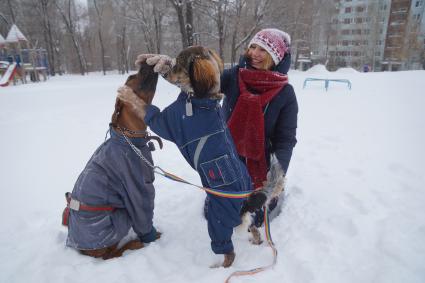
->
[[238, 53, 291, 75]]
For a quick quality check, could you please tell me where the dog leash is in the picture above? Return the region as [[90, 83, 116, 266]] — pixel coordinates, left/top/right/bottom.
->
[[119, 127, 278, 280], [119, 127, 253, 199], [224, 207, 278, 283]]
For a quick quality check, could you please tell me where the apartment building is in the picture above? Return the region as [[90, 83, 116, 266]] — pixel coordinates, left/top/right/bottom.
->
[[312, 0, 424, 70], [324, 0, 391, 70], [382, 0, 412, 70], [404, 0, 425, 69]]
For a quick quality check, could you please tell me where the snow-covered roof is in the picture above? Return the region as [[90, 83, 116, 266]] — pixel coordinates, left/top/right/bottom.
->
[[6, 24, 28, 43], [0, 34, 6, 45]]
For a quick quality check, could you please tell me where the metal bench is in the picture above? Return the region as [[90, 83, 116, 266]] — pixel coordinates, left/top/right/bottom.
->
[[303, 78, 352, 91]]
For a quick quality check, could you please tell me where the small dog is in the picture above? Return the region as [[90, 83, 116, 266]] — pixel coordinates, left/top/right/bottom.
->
[[63, 63, 161, 259]]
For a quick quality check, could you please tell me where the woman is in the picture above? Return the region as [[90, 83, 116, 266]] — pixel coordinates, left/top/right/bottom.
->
[[132, 28, 297, 231], [220, 28, 298, 228]]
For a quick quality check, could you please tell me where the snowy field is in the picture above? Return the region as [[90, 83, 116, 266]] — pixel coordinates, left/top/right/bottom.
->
[[0, 66, 424, 283]]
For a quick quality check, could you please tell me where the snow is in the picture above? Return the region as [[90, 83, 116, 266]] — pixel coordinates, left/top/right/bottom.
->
[[305, 64, 330, 75], [1, 69, 425, 283]]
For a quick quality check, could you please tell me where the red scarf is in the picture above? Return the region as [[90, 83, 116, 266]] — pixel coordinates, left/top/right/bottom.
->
[[228, 68, 288, 189]]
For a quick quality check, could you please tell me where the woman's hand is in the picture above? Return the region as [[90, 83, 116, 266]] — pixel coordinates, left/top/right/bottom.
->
[[135, 54, 175, 77], [117, 86, 147, 120]]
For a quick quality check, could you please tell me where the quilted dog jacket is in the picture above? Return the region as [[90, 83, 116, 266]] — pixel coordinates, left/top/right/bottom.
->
[[145, 93, 253, 254], [66, 128, 156, 250]]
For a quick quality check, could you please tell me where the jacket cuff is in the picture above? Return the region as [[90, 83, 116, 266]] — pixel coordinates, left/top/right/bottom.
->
[[139, 226, 157, 243], [144, 105, 160, 125]]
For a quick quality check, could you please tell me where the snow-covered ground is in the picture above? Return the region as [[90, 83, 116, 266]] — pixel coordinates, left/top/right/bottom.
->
[[0, 67, 424, 283]]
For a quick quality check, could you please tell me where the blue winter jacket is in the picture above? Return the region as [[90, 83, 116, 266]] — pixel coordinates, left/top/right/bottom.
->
[[221, 54, 298, 174], [144, 93, 253, 254], [66, 128, 156, 250]]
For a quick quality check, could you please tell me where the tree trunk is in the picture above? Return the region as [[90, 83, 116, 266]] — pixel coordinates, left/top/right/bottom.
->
[[153, 1, 162, 53], [39, 0, 56, 76], [7, 0, 16, 23], [55, 0, 86, 75], [169, 0, 188, 48], [186, 1, 194, 46], [93, 0, 106, 75]]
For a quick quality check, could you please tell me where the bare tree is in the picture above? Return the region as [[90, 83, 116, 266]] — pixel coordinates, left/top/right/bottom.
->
[[55, 0, 87, 75], [168, 0, 194, 48], [229, 0, 271, 64], [7, 0, 16, 23], [113, 3, 130, 74], [123, 0, 166, 53], [93, 0, 106, 75], [35, 0, 58, 76]]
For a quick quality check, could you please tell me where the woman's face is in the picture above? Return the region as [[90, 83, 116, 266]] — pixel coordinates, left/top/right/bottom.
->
[[247, 44, 274, 70]]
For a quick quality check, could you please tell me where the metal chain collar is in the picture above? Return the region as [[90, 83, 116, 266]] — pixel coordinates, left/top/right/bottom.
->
[[117, 126, 155, 169]]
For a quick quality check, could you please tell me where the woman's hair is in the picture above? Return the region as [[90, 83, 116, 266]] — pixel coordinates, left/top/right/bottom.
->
[[244, 47, 275, 70]]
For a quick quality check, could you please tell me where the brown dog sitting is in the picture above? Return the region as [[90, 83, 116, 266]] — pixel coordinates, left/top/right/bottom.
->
[[63, 63, 162, 260]]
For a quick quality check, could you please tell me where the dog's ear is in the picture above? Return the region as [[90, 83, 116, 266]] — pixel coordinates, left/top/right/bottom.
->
[[207, 49, 224, 74], [190, 51, 223, 98]]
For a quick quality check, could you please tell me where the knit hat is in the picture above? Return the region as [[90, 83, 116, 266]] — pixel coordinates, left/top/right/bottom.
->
[[248, 28, 291, 65]]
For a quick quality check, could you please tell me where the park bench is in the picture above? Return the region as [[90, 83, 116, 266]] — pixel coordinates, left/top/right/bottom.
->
[[303, 78, 352, 91]]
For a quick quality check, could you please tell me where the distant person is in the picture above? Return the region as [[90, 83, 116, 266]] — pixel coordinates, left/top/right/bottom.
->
[[363, 64, 370, 72]]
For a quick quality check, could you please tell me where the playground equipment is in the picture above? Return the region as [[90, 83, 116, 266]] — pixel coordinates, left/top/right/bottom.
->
[[0, 24, 49, 87], [0, 62, 17, 87], [303, 78, 352, 91]]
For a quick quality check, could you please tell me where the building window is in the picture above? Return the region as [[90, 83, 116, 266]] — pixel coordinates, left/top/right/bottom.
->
[[415, 1, 423, 7], [344, 18, 352, 24], [345, 7, 352, 13], [342, 29, 350, 35], [356, 6, 365, 13]]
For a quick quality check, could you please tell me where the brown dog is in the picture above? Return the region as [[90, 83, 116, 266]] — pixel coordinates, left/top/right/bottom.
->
[[64, 63, 162, 260]]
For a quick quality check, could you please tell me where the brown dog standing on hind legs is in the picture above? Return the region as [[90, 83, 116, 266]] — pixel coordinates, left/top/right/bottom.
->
[[62, 63, 162, 260], [118, 46, 258, 268]]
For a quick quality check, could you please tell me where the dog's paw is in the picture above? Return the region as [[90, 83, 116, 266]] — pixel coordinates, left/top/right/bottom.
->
[[222, 251, 236, 268], [209, 251, 236, 268], [248, 226, 263, 245], [125, 239, 145, 250]]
